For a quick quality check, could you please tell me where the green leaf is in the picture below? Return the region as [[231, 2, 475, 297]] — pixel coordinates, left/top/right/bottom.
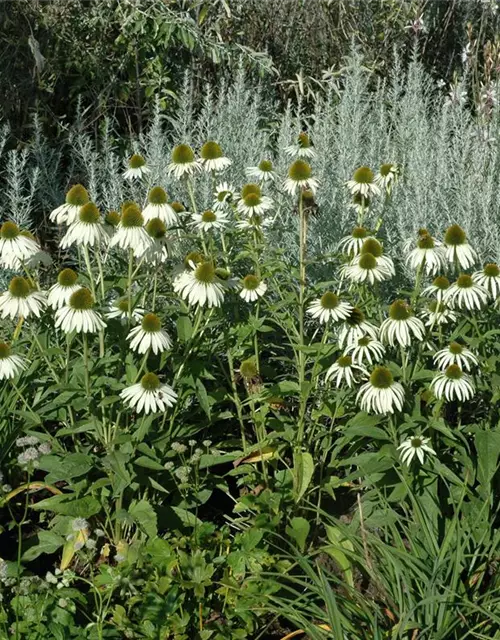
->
[[195, 379, 211, 419], [325, 525, 354, 587], [286, 517, 310, 552], [31, 495, 102, 518], [292, 451, 314, 503], [475, 429, 500, 492], [39, 453, 93, 484], [129, 499, 157, 538], [345, 424, 389, 439], [22, 529, 65, 561], [134, 456, 164, 471], [176, 314, 193, 342]]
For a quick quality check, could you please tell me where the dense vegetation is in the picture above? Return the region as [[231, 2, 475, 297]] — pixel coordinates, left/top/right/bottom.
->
[[2, 1, 500, 639]]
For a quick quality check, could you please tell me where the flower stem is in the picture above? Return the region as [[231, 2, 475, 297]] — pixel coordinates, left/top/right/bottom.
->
[[95, 249, 106, 301], [83, 333, 91, 398], [297, 193, 307, 445], [82, 245, 96, 300], [127, 248, 134, 321]]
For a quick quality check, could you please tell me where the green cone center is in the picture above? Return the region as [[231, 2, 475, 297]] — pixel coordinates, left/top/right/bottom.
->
[[320, 292, 339, 309], [1, 221, 20, 239], [58, 268, 78, 287], [484, 263, 500, 277], [79, 202, 100, 224], [258, 159, 273, 172], [148, 187, 168, 205], [241, 183, 261, 198], [240, 359, 258, 379], [194, 261, 216, 284], [369, 366, 394, 389], [444, 224, 466, 246], [337, 355, 352, 367], [0, 342, 11, 359], [146, 218, 167, 238], [141, 372, 160, 391], [456, 274, 473, 288], [358, 253, 377, 270], [449, 342, 464, 355], [66, 184, 89, 207], [353, 166, 374, 184], [201, 210, 217, 223], [69, 288, 94, 310], [201, 141, 223, 160], [389, 300, 411, 321], [445, 364, 463, 380], [172, 144, 195, 164], [121, 205, 144, 228], [129, 154, 146, 169], [361, 238, 383, 258], [9, 277, 31, 298], [242, 275, 260, 290], [142, 313, 161, 333], [288, 160, 312, 181]]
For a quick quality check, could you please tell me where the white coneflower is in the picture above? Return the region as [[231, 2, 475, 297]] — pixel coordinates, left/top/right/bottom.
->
[[473, 263, 500, 299], [338, 307, 379, 348], [344, 335, 385, 366], [199, 141, 232, 172], [443, 224, 477, 270], [60, 202, 108, 249], [398, 436, 436, 466], [167, 144, 202, 179], [245, 159, 276, 182], [0, 221, 40, 266], [137, 218, 172, 264], [127, 313, 172, 354], [191, 209, 230, 232], [0, 277, 46, 320], [444, 274, 488, 310], [237, 184, 273, 217], [284, 132, 316, 158], [0, 342, 27, 380], [50, 184, 90, 226], [342, 252, 393, 285], [48, 269, 80, 310], [307, 292, 353, 324], [239, 274, 267, 302], [326, 355, 366, 388], [406, 233, 445, 276], [55, 288, 106, 334], [374, 163, 398, 191], [360, 238, 395, 274], [430, 364, 475, 401], [235, 213, 272, 232], [420, 300, 457, 327], [433, 342, 478, 372], [142, 187, 178, 226], [338, 227, 373, 257], [120, 372, 177, 414], [123, 154, 150, 181], [422, 275, 451, 303], [345, 166, 381, 197], [348, 193, 371, 216], [283, 160, 319, 196], [173, 260, 225, 308], [213, 182, 236, 210], [357, 366, 405, 414], [106, 297, 144, 323], [380, 300, 425, 348], [109, 204, 151, 256]]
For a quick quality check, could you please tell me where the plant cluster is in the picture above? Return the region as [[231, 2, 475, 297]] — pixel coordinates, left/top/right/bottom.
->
[[2, 130, 500, 639]]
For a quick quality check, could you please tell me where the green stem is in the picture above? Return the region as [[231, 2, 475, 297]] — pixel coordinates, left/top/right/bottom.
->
[[297, 193, 307, 446], [151, 271, 158, 311], [95, 249, 106, 301], [226, 350, 247, 453], [83, 334, 91, 399], [15, 471, 31, 640], [82, 245, 96, 300], [127, 248, 134, 321]]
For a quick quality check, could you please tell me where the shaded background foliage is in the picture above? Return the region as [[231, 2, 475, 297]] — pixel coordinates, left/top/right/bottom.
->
[[1, 0, 499, 140]]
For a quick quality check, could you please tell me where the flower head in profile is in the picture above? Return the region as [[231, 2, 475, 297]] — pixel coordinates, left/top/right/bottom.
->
[[346, 166, 381, 197], [348, 193, 371, 216], [326, 354, 366, 388], [422, 275, 450, 303], [173, 260, 225, 308], [135, 217, 173, 264], [283, 160, 319, 196], [338, 307, 379, 348], [60, 203, 108, 249], [342, 250, 393, 285], [420, 300, 457, 327], [199, 141, 232, 172], [284, 132, 316, 159], [109, 204, 151, 256], [338, 227, 373, 257], [443, 224, 477, 270], [380, 300, 425, 347], [123, 154, 150, 181], [444, 274, 488, 310], [105, 297, 144, 323], [55, 287, 106, 334], [50, 184, 89, 226], [0, 342, 27, 380], [48, 269, 80, 310], [0, 221, 40, 267], [0, 277, 46, 320], [168, 144, 202, 179], [127, 313, 172, 354], [236, 213, 272, 232], [191, 209, 230, 232], [398, 436, 435, 466], [357, 366, 405, 414], [142, 187, 178, 226], [245, 159, 276, 182], [213, 182, 237, 210], [307, 292, 353, 324], [237, 184, 273, 217], [406, 232, 445, 276], [344, 335, 385, 366], [433, 342, 478, 372], [473, 263, 500, 299], [239, 274, 267, 302], [430, 364, 475, 402], [374, 163, 398, 192], [120, 372, 177, 415]]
